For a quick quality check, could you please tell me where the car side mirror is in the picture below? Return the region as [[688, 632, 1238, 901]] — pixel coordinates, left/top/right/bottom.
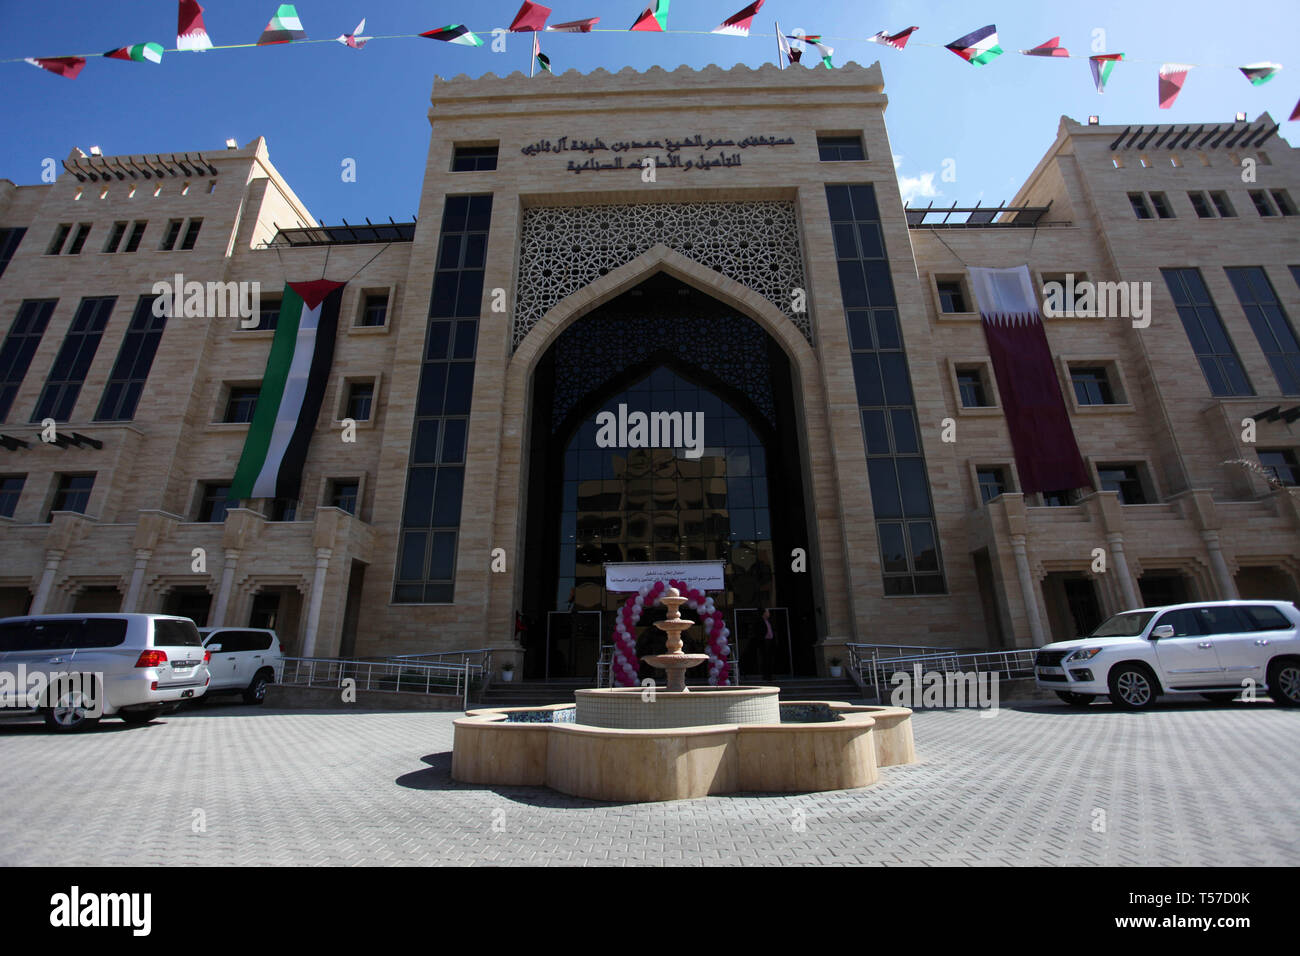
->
[[207, 643, 223, 652], [1150, 625, 1174, 640]]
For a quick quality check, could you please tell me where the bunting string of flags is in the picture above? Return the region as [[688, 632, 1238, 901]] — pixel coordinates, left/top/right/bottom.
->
[[7, 1, 1296, 120]]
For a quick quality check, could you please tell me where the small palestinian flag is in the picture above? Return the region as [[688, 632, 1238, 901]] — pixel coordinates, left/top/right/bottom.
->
[[548, 19, 599, 32], [230, 280, 347, 502], [630, 0, 669, 32], [177, 0, 213, 51], [803, 35, 834, 68], [775, 22, 801, 66], [258, 5, 307, 45], [1023, 37, 1068, 57], [946, 24, 1003, 66], [510, 2, 552, 32], [1158, 64, 1192, 109], [869, 26, 918, 51], [25, 56, 86, 79], [533, 32, 551, 72], [104, 43, 165, 64], [1090, 54, 1123, 94], [336, 19, 370, 49], [1239, 62, 1281, 86], [421, 25, 484, 47], [1292, 97, 1300, 122], [713, 1, 764, 37]]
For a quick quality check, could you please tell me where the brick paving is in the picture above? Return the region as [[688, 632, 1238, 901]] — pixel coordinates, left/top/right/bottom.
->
[[1, 698, 1296, 866]]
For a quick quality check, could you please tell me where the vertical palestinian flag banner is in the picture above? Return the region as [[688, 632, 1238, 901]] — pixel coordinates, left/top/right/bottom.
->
[[630, 1, 669, 32], [230, 280, 346, 501]]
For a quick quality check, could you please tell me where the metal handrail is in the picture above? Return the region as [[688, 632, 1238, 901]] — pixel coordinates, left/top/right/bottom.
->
[[849, 646, 1040, 700], [276, 655, 487, 705]]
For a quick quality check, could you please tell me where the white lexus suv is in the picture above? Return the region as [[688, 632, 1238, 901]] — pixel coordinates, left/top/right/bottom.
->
[[1034, 600, 1300, 710]]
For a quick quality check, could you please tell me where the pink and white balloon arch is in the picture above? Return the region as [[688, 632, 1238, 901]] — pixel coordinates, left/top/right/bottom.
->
[[610, 579, 731, 688]]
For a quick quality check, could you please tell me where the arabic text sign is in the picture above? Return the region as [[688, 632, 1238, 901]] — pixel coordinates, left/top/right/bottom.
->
[[519, 133, 796, 175], [604, 561, 726, 592]]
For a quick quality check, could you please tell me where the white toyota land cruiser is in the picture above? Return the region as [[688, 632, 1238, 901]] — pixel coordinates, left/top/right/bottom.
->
[[1034, 600, 1300, 709]]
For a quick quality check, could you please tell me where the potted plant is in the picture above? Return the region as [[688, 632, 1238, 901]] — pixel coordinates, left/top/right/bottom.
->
[[828, 656, 843, 678], [501, 661, 515, 683]]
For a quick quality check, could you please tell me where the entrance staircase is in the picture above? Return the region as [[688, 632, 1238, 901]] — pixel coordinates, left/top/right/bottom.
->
[[476, 675, 870, 709]]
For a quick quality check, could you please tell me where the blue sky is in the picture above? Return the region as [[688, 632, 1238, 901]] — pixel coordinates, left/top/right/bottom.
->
[[2, 0, 1296, 223]]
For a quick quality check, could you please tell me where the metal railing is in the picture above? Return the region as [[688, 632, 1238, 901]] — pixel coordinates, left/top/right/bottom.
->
[[846, 643, 1039, 701], [276, 655, 488, 709]]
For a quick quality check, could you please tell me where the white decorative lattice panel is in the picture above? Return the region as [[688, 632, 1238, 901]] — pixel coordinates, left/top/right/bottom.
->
[[513, 201, 809, 349]]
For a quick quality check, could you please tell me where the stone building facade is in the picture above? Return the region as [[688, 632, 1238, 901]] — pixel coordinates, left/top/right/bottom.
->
[[0, 63, 1296, 678]]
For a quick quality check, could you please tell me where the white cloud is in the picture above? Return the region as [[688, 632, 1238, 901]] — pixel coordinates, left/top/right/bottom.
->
[[893, 154, 941, 205]]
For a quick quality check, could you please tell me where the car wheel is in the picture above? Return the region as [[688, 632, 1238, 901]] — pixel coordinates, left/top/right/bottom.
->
[[1267, 659, 1300, 707], [1108, 664, 1158, 710], [43, 687, 101, 733], [120, 708, 163, 725], [1199, 692, 1238, 703], [243, 673, 269, 705], [1055, 691, 1094, 707]]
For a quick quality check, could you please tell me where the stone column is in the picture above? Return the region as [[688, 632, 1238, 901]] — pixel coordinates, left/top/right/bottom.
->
[[121, 549, 153, 612], [1009, 535, 1046, 646], [30, 550, 65, 615], [301, 548, 332, 658], [1200, 531, 1238, 599], [210, 549, 241, 626], [1105, 533, 1141, 609]]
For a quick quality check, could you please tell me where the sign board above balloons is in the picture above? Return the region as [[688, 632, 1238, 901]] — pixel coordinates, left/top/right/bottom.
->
[[604, 561, 725, 592]]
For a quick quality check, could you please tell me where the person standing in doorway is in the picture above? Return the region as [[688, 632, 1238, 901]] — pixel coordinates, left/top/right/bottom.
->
[[759, 607, 775, 682]]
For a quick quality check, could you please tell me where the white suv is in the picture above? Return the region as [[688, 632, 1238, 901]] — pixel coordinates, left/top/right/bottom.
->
[[197, 627, 281, 704], [1035, 600, 1300, 710], [0, 613, 211, 731]]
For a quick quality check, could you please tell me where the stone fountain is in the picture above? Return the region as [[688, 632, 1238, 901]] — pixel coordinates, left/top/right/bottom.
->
[[449, 583, 918, 801], [641, 586, 711, 692]]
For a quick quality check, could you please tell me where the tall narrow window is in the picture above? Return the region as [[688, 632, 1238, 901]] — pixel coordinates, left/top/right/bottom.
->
[[30, 297, 116, 423], [103, 221, 127, 253], [1188, 192, 1213, 218], [359, 292, 389, 327], [0, 227, 25, 278], [1271, 190, 1297, 216], [1249, 190, 1276, 217], [197, 483, 235, 522], [394, 194, 491, 603], [49, 473, 95, 520], [124, 221, 147, 252], [828, 183, 945, 596], [1225, 267, 1300, 395], [1149, 192, 1175, 219], [1209, 192, 1236, 217], [180, 218, 202, 250], [159, 219, 183, 250], [1128, 193, 1153, 219], [0, 299, 57, 423], [46, 224, 71, 255], [1161, 269, 1253, 397], [0, 474, 24, 518], [94, 294, 167, 421], [66, 224, 92, 255]]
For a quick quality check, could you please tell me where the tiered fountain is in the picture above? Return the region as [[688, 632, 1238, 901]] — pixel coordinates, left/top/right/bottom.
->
[[451, 586, 916, 802]]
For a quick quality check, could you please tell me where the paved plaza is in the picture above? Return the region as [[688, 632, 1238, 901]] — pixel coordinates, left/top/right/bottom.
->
[[1, 699, 1296, 866]]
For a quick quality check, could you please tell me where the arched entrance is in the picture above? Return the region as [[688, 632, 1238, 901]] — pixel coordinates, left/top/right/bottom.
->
[[519, 273, 816, 679]]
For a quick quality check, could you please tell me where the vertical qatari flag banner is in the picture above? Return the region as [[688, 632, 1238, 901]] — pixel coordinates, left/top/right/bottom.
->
[[969, 266, 1092, 494], [231, 280, 346, 501]]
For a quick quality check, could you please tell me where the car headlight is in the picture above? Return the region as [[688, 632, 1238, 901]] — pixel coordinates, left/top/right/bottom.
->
[[1064, 648, 1102, 662]]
